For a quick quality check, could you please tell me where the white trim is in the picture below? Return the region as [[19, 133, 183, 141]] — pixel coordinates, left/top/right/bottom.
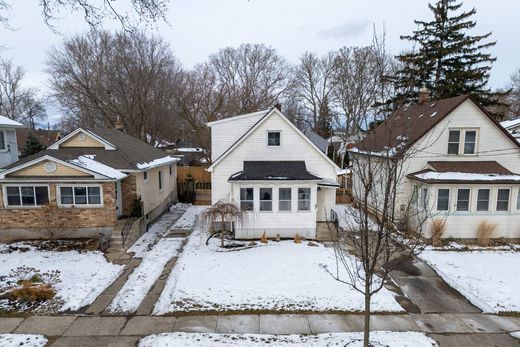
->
[[0, 155, 113, 180], [0, 130, 6, 152], [2, 184, 50, 209], [47, 128, 117, 150], [208, 108, 338, 172], [266, 130, 282, 148], [56, 183, 104, 208], [206, 109, 270, 126]]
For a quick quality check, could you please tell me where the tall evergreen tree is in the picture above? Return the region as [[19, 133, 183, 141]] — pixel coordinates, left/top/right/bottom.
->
[[22, 133, 45, 157], [394, 0, 498, 107]]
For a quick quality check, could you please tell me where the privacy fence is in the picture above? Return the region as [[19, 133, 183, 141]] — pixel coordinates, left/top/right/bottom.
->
[[177, 166, 212, 205]]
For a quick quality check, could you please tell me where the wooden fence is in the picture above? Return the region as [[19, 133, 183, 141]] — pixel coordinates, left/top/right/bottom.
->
[[177, 166, 212, 205], [177, 166, 211, 183]]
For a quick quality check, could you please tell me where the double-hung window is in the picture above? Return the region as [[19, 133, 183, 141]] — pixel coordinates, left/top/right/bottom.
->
[[298, 188, 311, 211], [456, 189, 470, 211], [496, 189, 510, 211], [447, 129, 478, 155], [279, 188, 292, 211], [516, 189, 520, 210], [240, 188, 254, 211], [437, 189, 450, 211], [464, 130, 477, 154], [260, 188, 272, 211], [447, 130, 460, 154], [5, 186, 49, 207], [477, 189, 490, 211], [59, 185, 102, 206]]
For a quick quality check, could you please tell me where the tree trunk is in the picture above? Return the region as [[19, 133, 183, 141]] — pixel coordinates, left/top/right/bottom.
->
[[363, 284, 371, 347], [220, 214, 225, 247]]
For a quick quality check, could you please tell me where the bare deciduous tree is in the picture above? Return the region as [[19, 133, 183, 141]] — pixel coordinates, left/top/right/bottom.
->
[[0, 58, 46, 128], [504, 68, 520, 119], [199, 201, 246, 248], [47, 30, 181, 143]]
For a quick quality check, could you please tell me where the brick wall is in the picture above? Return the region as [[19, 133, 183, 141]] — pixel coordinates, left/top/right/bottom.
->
[[0, 182, 116, 230], [121, 175, 137, 216]]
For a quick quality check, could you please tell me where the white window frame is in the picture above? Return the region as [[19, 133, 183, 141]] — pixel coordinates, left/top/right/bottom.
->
[[266, 130, 281, 147], [516, 188, 520, 211], [259, 187, 273, 212], [298, 187, 311, 211], [496, 188, 511, 212], [240, 187, 254, 211], [57, 184, 104, 208], [0, 130, 6, 152], [2, 184, 50, 208], [436, 188, 450, 211], [278, 187, 292, 212], [476, 188, 491, 212], [447, 128, 479, 155], [456, 188, 471, 212]]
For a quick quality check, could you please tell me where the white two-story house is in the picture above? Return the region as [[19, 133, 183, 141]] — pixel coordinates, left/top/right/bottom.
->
[[0, 115, 23, 168], [207, 106, 339, 239], [352, 92, 520, 239]]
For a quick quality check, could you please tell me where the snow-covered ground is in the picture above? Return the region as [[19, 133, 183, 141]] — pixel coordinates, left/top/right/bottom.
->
[[511, 331, 520, 339], [334, 204, 377, 231], [139, 332, 437, 347], [128, 204, 189, 257], [0, 334, 47, 347], [420, 250, 520, 313], [108, 238, 184, 313], [154, 223, 402, 314], [0, 244, 123, 312], [171, 205, 208, 230]]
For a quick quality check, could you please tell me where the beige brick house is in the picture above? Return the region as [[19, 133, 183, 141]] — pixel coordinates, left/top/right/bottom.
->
[[0, 127, 179, 242]]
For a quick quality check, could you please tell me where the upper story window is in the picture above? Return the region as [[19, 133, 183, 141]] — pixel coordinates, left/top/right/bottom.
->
[[447, 129, 478, 155], [0, 131, 5, 151], [5, 185, 49, 207], [267, 131, 281, 147]]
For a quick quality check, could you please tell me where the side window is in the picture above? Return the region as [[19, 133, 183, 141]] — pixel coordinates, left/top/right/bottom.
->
[[421, 187, 429, 209], [267, 131, 281, 146], [240, 188, 254, 211], [143, 170, 148, 181], [477, 189, 490, 211], [437, 189, 450, 211], [517, 189, 520, 210], [0, 131, 5, 150], [447, 130, 460, 154], [169, 165, 173, 176], [158, 171, 163, 190]]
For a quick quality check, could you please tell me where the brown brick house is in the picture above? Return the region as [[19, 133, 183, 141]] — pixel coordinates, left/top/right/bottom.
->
[[0, 128, 179, 242]]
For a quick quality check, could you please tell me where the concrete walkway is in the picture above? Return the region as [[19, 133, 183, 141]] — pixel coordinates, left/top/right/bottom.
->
[[1, 313, 519, 346]]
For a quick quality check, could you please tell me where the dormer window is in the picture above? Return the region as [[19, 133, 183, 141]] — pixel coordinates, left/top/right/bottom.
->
[[447, 129, 478, 155], [267, 131, 281, 147]]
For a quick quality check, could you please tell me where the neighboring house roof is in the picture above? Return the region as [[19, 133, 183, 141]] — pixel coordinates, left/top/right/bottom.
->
[[408, 161, 520, 184], [303, 130, 328, 154], [500, 119, 520, 131], [16, 128, 62, 151], [0, 115, 24, 128], [3, 128, 178, 173], [229, 161, 321, 181], [207, 107, 337, 172], [354, 95, 520, 157]]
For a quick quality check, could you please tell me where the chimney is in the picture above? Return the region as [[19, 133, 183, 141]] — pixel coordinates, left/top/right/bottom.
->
[[274, 102, 282, 112], [418, 87, 430, 104], [113, 116, 124, 131]]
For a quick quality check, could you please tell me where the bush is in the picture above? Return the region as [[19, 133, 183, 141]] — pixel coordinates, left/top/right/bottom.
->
[[477, 221, 497, 247], [431, 219, 446, 247], [0, 266, 60, 305], [6, 283, 55, 303]]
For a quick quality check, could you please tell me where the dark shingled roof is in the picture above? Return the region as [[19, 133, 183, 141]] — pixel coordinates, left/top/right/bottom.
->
[[3, 128, 170, 171], [229, 161, 321, 181], [304, 130, 328, 154], [427, 161, 513, 175], [355, 95, 520, 156]]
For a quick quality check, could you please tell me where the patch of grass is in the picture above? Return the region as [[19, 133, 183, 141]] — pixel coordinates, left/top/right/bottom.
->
[[431, 219, 446, 247], [477, 221, 497, 247]]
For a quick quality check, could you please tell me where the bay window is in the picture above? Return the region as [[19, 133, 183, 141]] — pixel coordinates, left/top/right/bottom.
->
[[476, 189, 490, 211], [436, 189, 450, 211], [456, 189, 470, 211]]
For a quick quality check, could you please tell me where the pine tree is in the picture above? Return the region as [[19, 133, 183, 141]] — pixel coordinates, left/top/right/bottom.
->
[[22, 133, 45, 157], [394, 0, 498, 107], [314, 96, 333, 139]]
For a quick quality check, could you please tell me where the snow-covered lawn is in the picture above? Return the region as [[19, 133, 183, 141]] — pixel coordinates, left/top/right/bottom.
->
[[128, 204, 189, 257], [419, 250, 520, 313], [334, 204, 377, 230], [139, 332, 437, 347], [108, 238, 184, 313], [171, 205, 208, 230], [0, 334, 47, 347], [511, 331, 520, 339], [0, 244, 123, 312], [154, 226, 402, 314]]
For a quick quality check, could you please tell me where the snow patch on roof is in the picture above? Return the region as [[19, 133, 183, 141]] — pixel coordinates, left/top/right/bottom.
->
[[500, 119, 520, 129], [413, 171, 520, 182], [69, 155, 127, 180], [0, 115, 24, 128], [136, 156, 178, 170]]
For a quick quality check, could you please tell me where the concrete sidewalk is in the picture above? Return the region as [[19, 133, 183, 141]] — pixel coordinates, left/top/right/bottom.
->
[[1, 313, 520, 346]]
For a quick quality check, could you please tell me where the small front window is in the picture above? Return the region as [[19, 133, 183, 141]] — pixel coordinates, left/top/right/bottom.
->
[[456, 189, 470, 211], [447, 130, 460, 154], [260, 188, 272, 211], [279, 188, 292, 211], [496, 189, 510, 211], [437, 189, 450, 211], [240, 188, 254, 211], [298, 188, 311, 211], [477, 189, 490, 211], [267, 131, 281, 146]]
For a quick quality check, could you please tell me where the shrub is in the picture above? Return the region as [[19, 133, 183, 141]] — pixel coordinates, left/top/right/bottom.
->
[[431, 219, 446, 247], [7, 283, 55, 303], [260, 231, 268, 244], [477, 221, 497, 247]]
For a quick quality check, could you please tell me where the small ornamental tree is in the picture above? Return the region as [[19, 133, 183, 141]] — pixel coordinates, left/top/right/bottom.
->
[[199, 201, 246, 247]]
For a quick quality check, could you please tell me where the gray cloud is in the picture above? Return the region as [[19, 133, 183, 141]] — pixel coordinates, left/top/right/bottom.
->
[[317, 19, 370, 39]]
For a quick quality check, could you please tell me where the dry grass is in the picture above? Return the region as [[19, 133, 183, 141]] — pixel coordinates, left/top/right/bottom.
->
[[477, 221, 497, 247], [6, 282, 56, 303], [294, 233, 302, 244], [431, 219, 446, 247], [260, 232, 268, 244]]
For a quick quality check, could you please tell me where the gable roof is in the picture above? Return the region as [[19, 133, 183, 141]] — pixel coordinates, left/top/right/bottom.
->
[[304, 129, 328, 154], [207, 108, 337, 171], [0, 115, 24, 128], [4, 128, 177, 172], [354, 95, 520, 157], [229, 161, 321, 181]]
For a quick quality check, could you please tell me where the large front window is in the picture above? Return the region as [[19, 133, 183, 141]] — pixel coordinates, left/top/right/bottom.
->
[[279, 188, 292, 211], [260, 188, 272, 211], [298, 188, 311, 211], [59, 185, 102, 206], [240, 188, 253, 211], [5, 186, 49, 207]]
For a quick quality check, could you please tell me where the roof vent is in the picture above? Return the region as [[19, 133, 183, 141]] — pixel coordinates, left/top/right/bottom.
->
[[430, 111, 438, 117], [418, 87, 430, 104], [430, 102, 437, 108]]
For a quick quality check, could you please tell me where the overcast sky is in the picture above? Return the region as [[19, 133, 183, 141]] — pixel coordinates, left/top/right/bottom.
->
[[1, 0, 519, 123]]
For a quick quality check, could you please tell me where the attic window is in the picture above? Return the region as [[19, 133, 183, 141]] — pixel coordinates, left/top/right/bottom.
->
[[267, 131, 281, 147]]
